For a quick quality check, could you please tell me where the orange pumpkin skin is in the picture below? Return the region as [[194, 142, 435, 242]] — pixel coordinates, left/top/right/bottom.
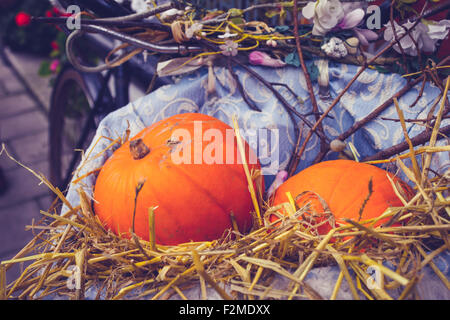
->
[[271, 160, 414, 234], [93, 113, 262, 245]]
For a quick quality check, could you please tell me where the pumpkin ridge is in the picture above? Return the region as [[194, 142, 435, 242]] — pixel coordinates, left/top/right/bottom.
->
[[136, 168, 175, 242], [327, 169, 347, 214]]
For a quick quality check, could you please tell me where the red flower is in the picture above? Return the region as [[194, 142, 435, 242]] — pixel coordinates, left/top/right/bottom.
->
[[15, 12, 31, 27], [52, 7, 61, 16], [45, 10, 53, 17], [51, 41, 59, 51]]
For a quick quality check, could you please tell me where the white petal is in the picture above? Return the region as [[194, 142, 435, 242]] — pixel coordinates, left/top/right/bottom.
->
[[427, 23, 449, 40], [341, 9, 365, 29], [318, 14, 339, 29], [420, 34, 437, 52], [302, 2, 316, 19], [312, 22, 328, 36]]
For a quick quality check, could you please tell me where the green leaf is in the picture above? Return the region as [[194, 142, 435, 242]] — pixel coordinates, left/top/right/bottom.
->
[[265, 10, 280, 18], [306, 61, 319, 82], [50, 50, 60, 58], [228, 8, 243, 17], [38, 61, 51, 77], [374, 65, 390, 74], [275, 26, 290, 33], [230, 17, 245, 25], [398, 0, 418, 3], [285, 52, 300, 67]]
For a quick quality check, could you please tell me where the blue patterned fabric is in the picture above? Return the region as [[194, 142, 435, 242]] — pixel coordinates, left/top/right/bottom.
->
[[60, 62, 449, 300], [64, 62, 449, 209]]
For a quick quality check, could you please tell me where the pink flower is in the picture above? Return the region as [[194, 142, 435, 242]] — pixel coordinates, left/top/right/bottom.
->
[[267, 170, 288, 198], [248, 51, 286, 68], [219, 40, 238, 57], [338, 8, 365, 29], [354, 28, 378, 46], [50, 59, 60, 73]]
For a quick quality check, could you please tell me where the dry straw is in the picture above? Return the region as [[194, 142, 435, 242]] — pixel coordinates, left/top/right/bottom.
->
[[0, 80, 449, 299]]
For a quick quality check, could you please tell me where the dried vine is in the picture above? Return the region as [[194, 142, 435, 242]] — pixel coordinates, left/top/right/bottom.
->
[[37, 0, 450, 172]]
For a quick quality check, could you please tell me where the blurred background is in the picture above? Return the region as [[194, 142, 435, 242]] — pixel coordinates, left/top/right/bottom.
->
[[0, 0, 74, 283], [0, 0, 152, 283]]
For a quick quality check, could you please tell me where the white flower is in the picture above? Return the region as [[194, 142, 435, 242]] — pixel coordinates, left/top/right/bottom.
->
[[266, 39, 277, 47], [384, 19, 450, 56], [219, 40, 238, 56], [321, 37, 348, 58], [302, 0, 345, 36], [218, 27, 238, 39], [159, 8, 183, 21], [426, 19, 450, 43], [185, 23, 203, 39], [130, 0, 148, 13]]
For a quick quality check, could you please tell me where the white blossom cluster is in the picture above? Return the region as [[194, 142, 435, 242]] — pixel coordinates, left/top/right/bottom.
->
[[321, 37, 348, 58]]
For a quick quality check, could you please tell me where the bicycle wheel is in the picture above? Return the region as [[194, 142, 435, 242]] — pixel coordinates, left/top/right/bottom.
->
[[48, 65, 99, 190]]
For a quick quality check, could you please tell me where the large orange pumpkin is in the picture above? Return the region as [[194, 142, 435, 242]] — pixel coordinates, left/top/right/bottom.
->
[[271, 160, 414, 235], [93, 113, 262, 245]]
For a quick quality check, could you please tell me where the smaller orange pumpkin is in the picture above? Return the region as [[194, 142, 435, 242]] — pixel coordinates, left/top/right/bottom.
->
[[271, 160, 414, 235]]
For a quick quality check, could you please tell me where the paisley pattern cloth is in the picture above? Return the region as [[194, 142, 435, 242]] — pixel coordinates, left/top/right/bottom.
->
[[64, 62, 449, 208], [61, 63, 449, 300]]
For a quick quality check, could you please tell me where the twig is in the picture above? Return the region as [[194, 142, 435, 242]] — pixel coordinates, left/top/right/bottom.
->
[[291, 0, 327, 173], [338, 76, 424, 142], [362, 124, 450, 161], [390, 0, 409, 76], [227, 59, 261, 112]]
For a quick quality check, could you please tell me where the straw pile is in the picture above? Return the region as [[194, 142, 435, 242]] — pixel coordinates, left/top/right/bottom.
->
[[0, 90, 449, 301]]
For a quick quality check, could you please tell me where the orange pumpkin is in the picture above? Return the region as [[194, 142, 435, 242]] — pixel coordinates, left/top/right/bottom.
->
[[93, 113, 262, 245], [271, 160, 414, 235]]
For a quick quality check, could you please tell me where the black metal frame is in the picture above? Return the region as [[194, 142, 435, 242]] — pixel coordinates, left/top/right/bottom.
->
[[53, 0, 172, 190]]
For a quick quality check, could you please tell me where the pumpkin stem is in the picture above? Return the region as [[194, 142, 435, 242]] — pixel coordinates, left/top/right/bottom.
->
[[130, 139, 150, 160]]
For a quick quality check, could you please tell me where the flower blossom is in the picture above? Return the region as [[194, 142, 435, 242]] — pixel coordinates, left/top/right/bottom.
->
[[248, 51, 286, 67], [218, 27, 238, 39], [185, 23, 203, 39], [384, 19, 450, 56], [219, 40, 238, 57], [50, 59, 60, 73], [15, 12, 31, 27], [321, 37, 348, 58], [131, 0, 148, 13], [267, 170, 288, 198], [302, 0, 345, 36], [302, 0, 378, 44]]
